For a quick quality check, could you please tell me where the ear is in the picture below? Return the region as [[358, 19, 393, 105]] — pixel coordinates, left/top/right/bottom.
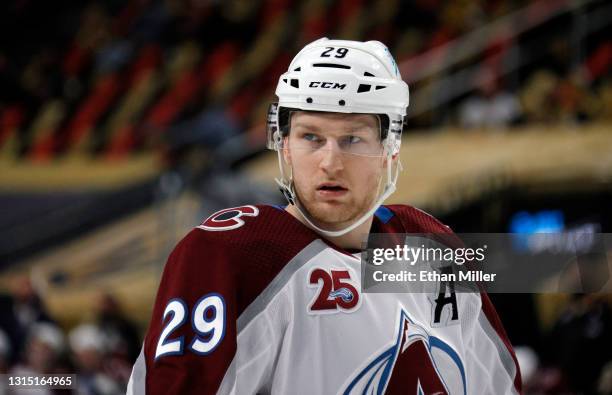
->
[[282, 136, 291, 165]]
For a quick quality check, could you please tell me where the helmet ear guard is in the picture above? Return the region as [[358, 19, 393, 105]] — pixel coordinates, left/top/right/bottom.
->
[[268, 38, 409, 238], [266, 102, 280, 150]]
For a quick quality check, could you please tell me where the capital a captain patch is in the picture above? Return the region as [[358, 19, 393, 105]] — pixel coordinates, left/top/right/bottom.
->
[[197, 205, 259, 231]]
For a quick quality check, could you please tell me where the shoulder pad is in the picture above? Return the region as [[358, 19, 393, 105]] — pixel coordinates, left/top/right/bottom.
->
[[384, 204, 453, 234], [190, 204, 317, 258]]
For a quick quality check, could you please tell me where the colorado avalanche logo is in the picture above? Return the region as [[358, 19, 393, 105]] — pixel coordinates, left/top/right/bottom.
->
[[343, 310, 466, 395], [197, 205, 259, 231], [329, 288, 355, 303]]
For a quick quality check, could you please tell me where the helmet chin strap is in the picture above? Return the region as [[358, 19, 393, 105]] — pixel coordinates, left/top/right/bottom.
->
[[274, 149, 402, 238]]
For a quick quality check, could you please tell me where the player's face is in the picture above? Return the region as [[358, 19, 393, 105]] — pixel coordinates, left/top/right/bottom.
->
[[284, 111, 386, 229]]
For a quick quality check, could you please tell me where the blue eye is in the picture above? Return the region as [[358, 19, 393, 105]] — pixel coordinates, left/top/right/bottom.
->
[[341, 136, 362, 146], [303, 133, 321, 143]]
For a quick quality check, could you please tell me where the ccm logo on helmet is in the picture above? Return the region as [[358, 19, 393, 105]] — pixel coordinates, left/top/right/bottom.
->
[[309, 81, 346, 89], [197, 205, 259, 231]]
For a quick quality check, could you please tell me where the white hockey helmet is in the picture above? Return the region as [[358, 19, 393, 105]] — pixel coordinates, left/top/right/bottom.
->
[[267, 38, 410, 237]]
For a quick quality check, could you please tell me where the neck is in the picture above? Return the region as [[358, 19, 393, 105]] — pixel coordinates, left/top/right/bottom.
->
[[285, 204, 374, 250]]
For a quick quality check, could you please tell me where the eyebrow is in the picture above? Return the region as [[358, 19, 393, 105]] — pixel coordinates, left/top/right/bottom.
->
[[291, 122, 321, 131]]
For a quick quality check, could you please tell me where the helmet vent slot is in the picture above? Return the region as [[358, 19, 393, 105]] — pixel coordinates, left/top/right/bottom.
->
[[364, 72, 375, 77], [375, 85, 386, 90], [294, 67, 301, 71], [290, 79, 299, 88], [312, 63, 351, 69], [357, 84, 371, 93]]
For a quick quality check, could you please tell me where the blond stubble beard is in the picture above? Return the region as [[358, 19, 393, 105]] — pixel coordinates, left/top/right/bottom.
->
[[292, 173, 381, 229]]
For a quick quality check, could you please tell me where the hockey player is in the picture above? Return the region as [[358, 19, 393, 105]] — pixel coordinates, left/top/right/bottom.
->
[[128, 38, 522, 394]]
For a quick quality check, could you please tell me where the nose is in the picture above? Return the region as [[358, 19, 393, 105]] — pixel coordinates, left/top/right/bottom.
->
[[319, 139, 344, 173]]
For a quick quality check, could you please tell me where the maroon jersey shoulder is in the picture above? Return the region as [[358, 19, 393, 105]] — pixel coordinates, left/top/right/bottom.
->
[[187, 204, 318, 313], [382, 206, 522, 392], [383, 204, 453, 234], [141, 205, 317, 394]]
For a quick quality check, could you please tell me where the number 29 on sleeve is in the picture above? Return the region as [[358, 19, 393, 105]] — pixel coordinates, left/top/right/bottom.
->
[[155, 293, 226, 359]]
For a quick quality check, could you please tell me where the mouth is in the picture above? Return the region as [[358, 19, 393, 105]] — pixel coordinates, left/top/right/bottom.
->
[[316, 183, 348, 198]]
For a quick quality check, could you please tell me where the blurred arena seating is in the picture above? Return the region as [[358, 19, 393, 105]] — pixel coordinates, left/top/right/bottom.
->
[[0, 0, 610, 263], [0, 0, 610, 162], [0, 0, 611, 393]]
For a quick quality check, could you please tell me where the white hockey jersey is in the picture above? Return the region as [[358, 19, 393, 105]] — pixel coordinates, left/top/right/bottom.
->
[[127, 204, 521, 394]]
